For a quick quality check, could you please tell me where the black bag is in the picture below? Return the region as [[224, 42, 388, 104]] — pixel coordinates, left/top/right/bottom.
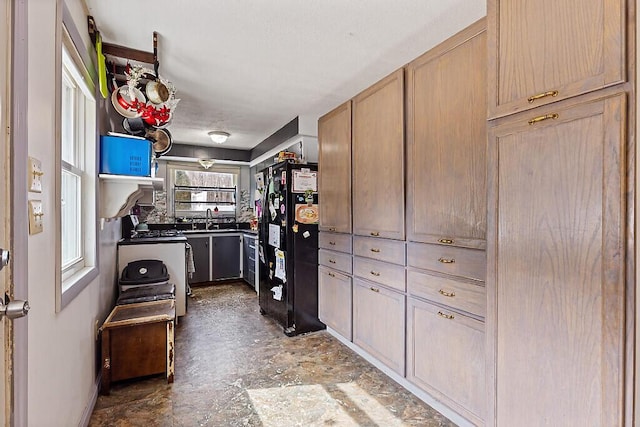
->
[[116, 283, 175, 305], [119, 259, 170, 285]]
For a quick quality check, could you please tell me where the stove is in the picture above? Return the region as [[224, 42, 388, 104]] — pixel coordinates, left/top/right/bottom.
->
[[130, 229, 184, 239]]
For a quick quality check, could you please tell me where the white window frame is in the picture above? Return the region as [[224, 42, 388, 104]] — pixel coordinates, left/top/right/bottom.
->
[[55, 26, 98, 311], [167, 163, 240, 219]]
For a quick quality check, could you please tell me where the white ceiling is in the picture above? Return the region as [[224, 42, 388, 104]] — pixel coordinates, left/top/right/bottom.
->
[[85, 1, 486, 151]]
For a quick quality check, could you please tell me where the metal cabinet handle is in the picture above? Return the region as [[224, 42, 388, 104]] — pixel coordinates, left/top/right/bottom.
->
[[528, 113, 559, 125], [438, 257, 455, 264], [329, 241, 336, 245], [438, 238, 454, 245], [438, 289, 455, 297], [527, 90, 558, 103], [329, 227, 336, 232], [370, 271, 380, 277], [328, 272, 335, 278], [370, 248, 381, 253], [370, 231, 380, 237], [437, 311, 455, 320], [370, 287, 380, 293], [328, 259, 336, 264]]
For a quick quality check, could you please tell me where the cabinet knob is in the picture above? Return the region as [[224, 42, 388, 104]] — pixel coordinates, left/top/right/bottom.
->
[[370, 231, 380, 237], [527, 90, 558, 103], [328, 272, 335, 278], [438, 257, 455, 264], [437, 311, 455, 320], [370, 248, 381, 253], [438, 289, 455, 297], [370, 271, 380, 277], [438, 238, 454, 245], [370, 287, 380, 293], [328, 259, 336, 264], [329, 241, 336, 245], [329, 227, 336, 232]]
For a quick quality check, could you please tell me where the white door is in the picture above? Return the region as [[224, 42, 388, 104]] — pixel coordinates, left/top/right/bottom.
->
[[1, 0, 30, 425]]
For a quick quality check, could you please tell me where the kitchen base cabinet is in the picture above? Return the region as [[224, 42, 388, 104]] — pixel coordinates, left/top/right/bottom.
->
[[242, 234, 258, 291], [407, 297, 484, 426], [352, 278, 405, 375], [212, 235, 241, 280], [318, 266, 352, 341], [187, 236, 210, 284]]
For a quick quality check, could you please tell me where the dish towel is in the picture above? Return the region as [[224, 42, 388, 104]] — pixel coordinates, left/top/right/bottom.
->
[[185, 243, 195, 296]]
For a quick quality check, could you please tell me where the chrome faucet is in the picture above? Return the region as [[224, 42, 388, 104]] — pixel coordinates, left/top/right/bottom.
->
[[206, 208, 213, 230]]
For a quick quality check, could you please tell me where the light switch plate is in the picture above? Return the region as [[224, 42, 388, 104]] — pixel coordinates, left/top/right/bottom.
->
[[28, 157, 43, 193], [28, 200, 43, 235]]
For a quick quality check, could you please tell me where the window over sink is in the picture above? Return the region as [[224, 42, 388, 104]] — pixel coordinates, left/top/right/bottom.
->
[[169, 166, 238, 219]]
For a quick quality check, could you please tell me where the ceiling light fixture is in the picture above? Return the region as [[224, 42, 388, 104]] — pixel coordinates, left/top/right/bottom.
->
[[198, 159, 215, 169], [208, 130, 230, 144]]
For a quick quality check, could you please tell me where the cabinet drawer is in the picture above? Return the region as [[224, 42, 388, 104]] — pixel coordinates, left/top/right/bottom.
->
[[407, 242, 485, 281], [407, 297, 485, 424], [319, 232, 352, 254], [354, 257, 405, 292], [319, 249, 352, 275], [318, 266, 352, 341], [353, 278, 405, 375], [353, 236, 405, 265], [407, 269, 485, 319]]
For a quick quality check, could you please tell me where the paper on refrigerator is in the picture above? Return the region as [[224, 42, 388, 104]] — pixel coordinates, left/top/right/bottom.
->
[[274, 249, 286, 281]]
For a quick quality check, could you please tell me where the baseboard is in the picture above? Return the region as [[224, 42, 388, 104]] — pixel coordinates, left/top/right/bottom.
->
[[79, 374, 100, 427], [326, 327, 474, 427]]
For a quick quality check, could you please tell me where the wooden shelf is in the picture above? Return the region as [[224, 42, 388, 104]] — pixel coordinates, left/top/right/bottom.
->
[[99, 174, 164, 219]]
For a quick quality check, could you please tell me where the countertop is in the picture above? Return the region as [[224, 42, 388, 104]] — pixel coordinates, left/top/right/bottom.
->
[[118, 236, 188, 245]]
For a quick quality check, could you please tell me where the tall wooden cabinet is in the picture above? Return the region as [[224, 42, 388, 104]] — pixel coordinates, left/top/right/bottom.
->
[[318, 101, 352, 234], [407, 19, 487, 250], [487, 91, 627, 427], [352, 69, 405, 240], [487, 0, 626, 119], [486, 1, 634, 425]]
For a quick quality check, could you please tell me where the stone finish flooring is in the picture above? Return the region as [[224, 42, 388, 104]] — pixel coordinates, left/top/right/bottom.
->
[[89, 283, 456, 427]]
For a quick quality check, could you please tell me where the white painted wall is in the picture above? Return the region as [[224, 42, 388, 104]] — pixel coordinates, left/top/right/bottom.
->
[[26, 1, 119, 426]]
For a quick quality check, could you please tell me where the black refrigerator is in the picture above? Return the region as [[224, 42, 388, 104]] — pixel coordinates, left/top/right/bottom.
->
[[257, 160, 325, 336]]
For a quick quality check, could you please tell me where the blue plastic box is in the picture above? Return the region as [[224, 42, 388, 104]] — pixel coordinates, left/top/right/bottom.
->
[[100, 135, 152, 177]]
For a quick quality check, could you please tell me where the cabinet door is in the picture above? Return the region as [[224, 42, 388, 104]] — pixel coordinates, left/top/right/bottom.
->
[[318, 266, 352, 340], [318, 101, 352, 234], [487, 93, 626, 426], [212, 235, 241, 280], [406, 20, 487, 249], [352, 69, 405, 240], [353, 278, 405, 375], [407, 297, 485, 425], [487, 0, 625, 118], [187, 236, 210, 283]]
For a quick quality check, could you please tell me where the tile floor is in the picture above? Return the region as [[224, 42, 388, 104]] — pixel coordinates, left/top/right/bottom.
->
[[89, 282, 455, 427]]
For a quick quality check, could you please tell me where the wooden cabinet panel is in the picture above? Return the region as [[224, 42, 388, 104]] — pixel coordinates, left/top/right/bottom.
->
[[352, 69, 405, 240], [407, 297, 485, 425], [407, 242, 486, 282], [487, 0, 626, 118], [318, 266, 352, 340], [319, 231, 352, 254], [353, 257, 406, 293], [319, 249, 352, 275], [406, 19, 487, 249], [353, 278, 405, 375], [407, 269, 485, 319], [318, 101, 352, 233], [487, 92, 626, 426], [353, 235, 406, 265]]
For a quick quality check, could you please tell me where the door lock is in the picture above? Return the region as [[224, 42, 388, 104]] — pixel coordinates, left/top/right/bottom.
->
[[1, 294, 29, 320], [0, 248, 9, 272]]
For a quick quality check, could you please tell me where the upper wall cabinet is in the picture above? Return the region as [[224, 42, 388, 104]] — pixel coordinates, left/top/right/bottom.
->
[[352, 69, 405, 240], [406, 19, 487, 249], [487, 0, 626, 119], [318, 101, 352, 234]]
